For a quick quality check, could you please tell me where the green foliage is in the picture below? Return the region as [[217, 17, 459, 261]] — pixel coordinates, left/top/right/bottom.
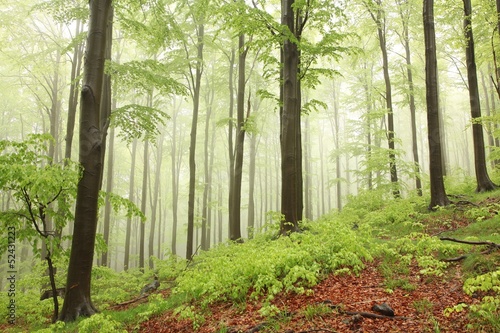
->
[[111, 104, 169, 144], [302, 303, 332, 321], [445, 270, 500, 331], [172, 215, 372, 311], [0, 134, 80, 254], [77, 313, 127, 333]]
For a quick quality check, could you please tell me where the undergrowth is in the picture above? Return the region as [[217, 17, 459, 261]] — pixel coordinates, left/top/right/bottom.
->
[[2, 178, 500, 332]]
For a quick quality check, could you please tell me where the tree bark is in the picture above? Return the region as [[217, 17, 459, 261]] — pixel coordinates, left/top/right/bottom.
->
[[280, 0, 303, 234], [230, 34, 247, 241], [463, 0, 496, 192], [423, 0, 450, 209], [186, 23, 204, 259], [60, 0, 112, 322]]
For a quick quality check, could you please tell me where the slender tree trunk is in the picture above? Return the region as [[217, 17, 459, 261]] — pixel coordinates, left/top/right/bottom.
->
[[463, 0, 496, 192], [124, 140, 138, 270], [99, 11, 114, 267], [366, 0, 399, 196], [65, 19, 84, 161], [423, 0, 450, 209], [201, 83, 214, 250], [186, 23, 204, 259], [332, 81, 342, 210], [170, 99, 181, 255], [149, 134, 163, 268], [101, 125, 115, 267], [60, 0, 112, 322], [139, 139, 149, 269], [304, 117, 313, 220], [230, 34, 247, 241], [248, 130, 257, 236], [397, 0, 422, 195], [227, 47, 236, 240]]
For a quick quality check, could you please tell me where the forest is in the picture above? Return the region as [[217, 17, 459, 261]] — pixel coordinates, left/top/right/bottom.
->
[[1, 0, 500, 331]]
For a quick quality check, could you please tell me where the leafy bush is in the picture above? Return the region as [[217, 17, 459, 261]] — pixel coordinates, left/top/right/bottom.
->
[[77, 313, 127, 333], [172, 215, 372, 309]]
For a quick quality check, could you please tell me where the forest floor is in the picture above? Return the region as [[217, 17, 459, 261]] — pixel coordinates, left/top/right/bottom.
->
[[134, 197, 500, 333], [138, 260, 476, 333]]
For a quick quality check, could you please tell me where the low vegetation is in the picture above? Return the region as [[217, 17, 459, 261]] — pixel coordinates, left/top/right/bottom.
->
[[2, 177, 500, 332]]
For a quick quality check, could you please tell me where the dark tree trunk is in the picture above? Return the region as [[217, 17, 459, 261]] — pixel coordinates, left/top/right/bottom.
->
[[186, 23, 204, 259], [230, 34, 247, 241], [280, 0, 303, 235], [463, 0, 496, 192], [60, 0, 112, 322], [423, 0, 450, 209]]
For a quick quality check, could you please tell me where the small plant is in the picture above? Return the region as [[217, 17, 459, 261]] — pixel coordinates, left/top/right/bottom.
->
[[413, 299, 434, 314], [78, 313, 127, 333], [385, 278, 417, 292], [302, 303, 331, 321]]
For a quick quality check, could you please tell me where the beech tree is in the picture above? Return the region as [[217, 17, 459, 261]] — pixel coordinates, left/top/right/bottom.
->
[[462, 0, 497, 192], [423, 0, 449, 209], [59, 0, 112, 322]]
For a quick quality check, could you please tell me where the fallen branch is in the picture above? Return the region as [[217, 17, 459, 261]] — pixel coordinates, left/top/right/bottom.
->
[[111, 294, 149, 308], [439, 237, 500, 247], [440, 237, 500, 262]]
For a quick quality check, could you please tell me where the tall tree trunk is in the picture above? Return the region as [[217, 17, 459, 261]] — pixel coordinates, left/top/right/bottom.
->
[[186, 23, 204, 259], [124, 140, 138, 270], [230, 34, 248, 241], [480, 70, 496, 168], [397, 0, 422, 195], [60, 0, 112, 322], [304, 117, 313, 220], [101, 125, 115, 267], [149, 134, 163, 269], [65, 19, 84, 161], [227, 47, 236, 241], [423, 0, 450, 209], [463, 0, 496, 192], [247, 129, 257, 236], [280, 0, 303, 234], [139, 139, 149, 269], [201, 82, 214, 250], [170, 99, 181, 255], [99, 11, 114, 267], [331, 80, 342, 210], [366, 0, 399, 196]]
